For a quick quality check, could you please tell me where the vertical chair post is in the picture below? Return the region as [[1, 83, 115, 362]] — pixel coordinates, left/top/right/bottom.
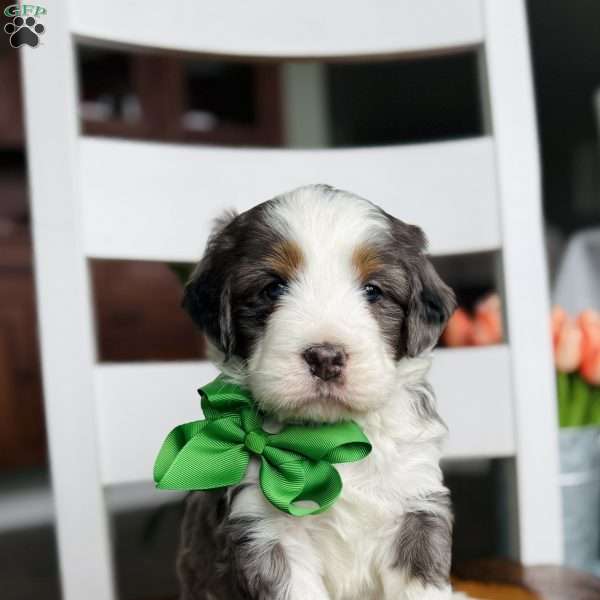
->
[[20, 2, 116, 598], [483, 0, 564, 564]]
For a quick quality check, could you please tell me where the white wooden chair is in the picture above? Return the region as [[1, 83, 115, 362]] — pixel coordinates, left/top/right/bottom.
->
[[22, 1, 563, 597]]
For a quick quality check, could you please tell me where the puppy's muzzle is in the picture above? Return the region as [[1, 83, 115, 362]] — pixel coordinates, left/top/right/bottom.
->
[[303, 343, 347, 381]]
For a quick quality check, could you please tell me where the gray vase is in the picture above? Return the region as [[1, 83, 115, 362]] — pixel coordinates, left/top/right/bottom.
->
[[560, 426, 600, 574]]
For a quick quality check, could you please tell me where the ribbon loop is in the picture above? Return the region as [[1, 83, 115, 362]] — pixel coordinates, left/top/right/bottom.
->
[[154, 375, 372, 516]]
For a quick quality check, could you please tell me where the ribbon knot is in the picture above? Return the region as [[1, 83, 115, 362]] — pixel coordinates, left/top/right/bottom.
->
[[245, 430, 267, 455], [153, 376, 372, 516]]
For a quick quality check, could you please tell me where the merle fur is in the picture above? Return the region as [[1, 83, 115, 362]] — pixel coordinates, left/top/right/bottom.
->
[[178, 487, 290, 600], [182, 201, 289, 360], [395, 492, 453, 589], [354, 208, 456, 360]]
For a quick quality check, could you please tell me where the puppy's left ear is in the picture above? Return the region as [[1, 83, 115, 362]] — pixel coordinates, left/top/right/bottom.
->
[[182, 211, 238, 359], [405, 257, 456, 357]]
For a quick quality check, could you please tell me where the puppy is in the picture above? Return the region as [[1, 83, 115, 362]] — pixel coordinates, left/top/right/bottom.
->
[[178, 184, 457, 600]]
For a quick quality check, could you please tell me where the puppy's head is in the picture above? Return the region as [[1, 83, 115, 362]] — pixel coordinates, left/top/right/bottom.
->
[[184, 185, 455, 422]]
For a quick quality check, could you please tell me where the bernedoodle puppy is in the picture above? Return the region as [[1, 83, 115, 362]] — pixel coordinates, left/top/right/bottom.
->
[[177, 184, 462, 600]]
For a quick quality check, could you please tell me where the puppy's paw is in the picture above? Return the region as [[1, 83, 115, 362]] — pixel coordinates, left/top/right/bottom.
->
[[384, 579, 476, 600], [403, 582, 453, 600]]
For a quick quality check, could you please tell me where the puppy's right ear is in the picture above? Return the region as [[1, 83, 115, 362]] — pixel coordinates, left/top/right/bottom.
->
[[182, 211, 238, 359]]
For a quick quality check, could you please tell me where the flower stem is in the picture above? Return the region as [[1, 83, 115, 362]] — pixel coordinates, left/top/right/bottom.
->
[[557, 371, 570, 428], [570, 374, 591, 427], [590, 386, 600, 426]]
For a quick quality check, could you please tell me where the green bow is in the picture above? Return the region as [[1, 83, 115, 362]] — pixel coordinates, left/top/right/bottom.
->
[[153, 376, 372, 516]]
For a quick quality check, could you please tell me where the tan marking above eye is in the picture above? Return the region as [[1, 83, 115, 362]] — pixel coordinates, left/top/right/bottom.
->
[[352, 244, 383, 282], [267, 240, 304, 281]]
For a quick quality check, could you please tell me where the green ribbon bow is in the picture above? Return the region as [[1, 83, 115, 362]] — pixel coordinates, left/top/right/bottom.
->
[[154, 376, 372, 516]]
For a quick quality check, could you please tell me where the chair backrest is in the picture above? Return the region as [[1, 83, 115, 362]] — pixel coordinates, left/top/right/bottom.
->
[[22, 1, 563, 598]]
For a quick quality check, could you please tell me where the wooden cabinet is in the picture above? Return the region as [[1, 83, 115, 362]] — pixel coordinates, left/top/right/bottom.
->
[[0, 227, 45, 468], [79, 49, 282, 146], [0, 49, 24, 149]]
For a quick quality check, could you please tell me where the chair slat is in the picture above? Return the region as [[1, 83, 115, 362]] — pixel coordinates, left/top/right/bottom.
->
[[80, 136, 500, 261], [71, 0, 483, 58], [431, 345, 515, 459], [95, 361, 218, 486], [95, 345, 514, 486]]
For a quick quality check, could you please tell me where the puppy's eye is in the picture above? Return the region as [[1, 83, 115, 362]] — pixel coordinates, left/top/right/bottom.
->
[[263, 280, 288, 301], [363, 284, 383, 303]]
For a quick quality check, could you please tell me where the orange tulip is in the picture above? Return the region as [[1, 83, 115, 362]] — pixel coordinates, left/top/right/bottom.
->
[[441, 307, 474, 347], [579, 309, 600, 384], [472, 293, 503, 346], [554, 317, 583, 373], [551, 306, 568, 350], [578, 309, 600, 354], [581, 347, 600, 385]]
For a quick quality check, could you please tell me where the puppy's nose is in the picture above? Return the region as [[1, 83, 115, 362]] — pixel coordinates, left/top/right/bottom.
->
[[303, 343, 347, 381]]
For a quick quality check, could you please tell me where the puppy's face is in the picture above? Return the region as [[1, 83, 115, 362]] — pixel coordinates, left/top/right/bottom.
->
[[184, 185, 455, 422]]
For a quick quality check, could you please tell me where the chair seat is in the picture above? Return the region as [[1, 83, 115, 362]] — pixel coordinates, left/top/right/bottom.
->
[[142, 560, 600, 600], [453, 559, 600, 600]]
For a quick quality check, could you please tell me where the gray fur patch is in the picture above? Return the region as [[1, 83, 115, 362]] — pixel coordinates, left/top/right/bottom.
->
[[224, 516, 290, 599], [395, 492, 453, 589], [178, 488, 291, 600], [404, 259, 456, 357]]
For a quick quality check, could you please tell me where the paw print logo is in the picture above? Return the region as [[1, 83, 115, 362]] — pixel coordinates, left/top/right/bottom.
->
[[4, 16, 45, 48]]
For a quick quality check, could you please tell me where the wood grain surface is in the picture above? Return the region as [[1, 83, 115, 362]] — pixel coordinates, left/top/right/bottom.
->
[[454, 559, 600, 600]]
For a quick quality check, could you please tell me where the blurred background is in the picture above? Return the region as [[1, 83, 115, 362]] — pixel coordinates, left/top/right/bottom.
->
[[1, 1, 600, 599]]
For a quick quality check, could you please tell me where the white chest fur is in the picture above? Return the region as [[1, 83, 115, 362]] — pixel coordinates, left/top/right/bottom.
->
[[231, 361, 448, 600], [305, 401, 446, 600]]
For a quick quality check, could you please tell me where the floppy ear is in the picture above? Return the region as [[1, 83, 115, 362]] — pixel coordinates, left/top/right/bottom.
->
[[405, 257, 456, 357], [383, 213, 456, 357], [182, 211, 238, 359]]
